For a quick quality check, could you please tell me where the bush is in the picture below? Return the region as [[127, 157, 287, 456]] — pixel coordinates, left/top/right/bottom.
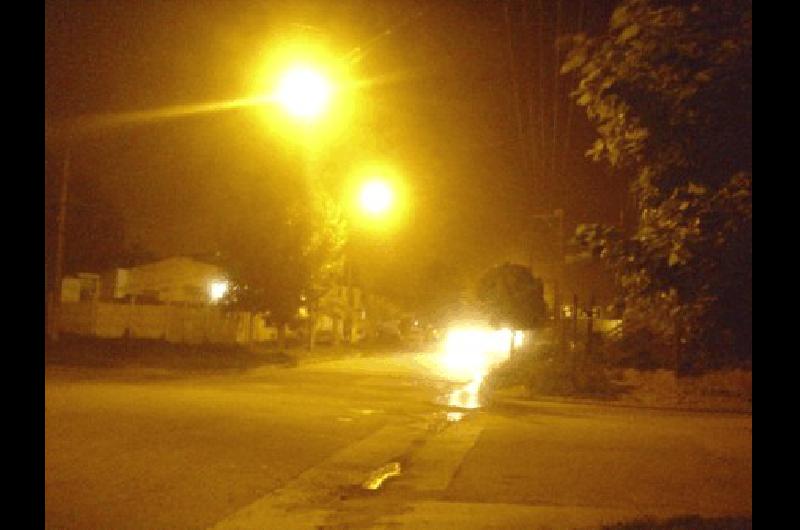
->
[[604, 327, 674, 370], [485, 344, 620, 399], [484, 350, 565, 397]]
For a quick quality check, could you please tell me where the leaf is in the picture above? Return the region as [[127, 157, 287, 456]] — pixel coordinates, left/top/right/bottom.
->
[[600, 76, 615, 90], [624, 126, 648, 141], [561, 49, 587, 74], [586, 139, 604, 159], [610, 5, 630, 29], [617, 23, 641, 44], [687, 183, 706, 195], [694, 70, 712, 83]]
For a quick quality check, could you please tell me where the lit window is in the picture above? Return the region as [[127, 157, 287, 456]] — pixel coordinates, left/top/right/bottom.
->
[[209, 280, 229, 302]]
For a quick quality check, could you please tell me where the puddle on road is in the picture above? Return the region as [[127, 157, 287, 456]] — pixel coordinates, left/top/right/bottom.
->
[[440, 371, 485, 410], [361, 461, 402, 490], [353, 408, 382, 416], [446, 411, 465, 422], [429, 374, 483, 428]]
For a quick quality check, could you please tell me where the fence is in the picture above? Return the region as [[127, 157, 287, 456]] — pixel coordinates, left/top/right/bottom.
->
[[58, 301, 278, 344]]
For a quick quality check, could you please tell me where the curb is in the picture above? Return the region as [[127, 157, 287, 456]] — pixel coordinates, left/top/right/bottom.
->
[[489, 393, 752, 415]]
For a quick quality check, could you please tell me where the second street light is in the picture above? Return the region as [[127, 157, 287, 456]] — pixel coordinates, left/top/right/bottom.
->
[[350, 163, 407, 230], [358, 179, 395, 217], [341, 171, 406, 343]]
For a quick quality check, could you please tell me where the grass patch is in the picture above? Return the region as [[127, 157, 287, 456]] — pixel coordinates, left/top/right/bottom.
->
[[601, 514, 751, 529], [45, 334, 296, 372]]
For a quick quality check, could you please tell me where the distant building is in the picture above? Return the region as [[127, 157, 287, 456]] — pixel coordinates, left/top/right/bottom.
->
[[57, 256, 383, 345], [60, 273, 101, 303], [98, 256, 228, 305], [302, 284, 368, 344], [56, 257, 263, 343]]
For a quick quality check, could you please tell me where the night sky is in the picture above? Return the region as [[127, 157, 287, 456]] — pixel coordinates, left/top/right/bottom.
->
[[45, 0, 622, 298]]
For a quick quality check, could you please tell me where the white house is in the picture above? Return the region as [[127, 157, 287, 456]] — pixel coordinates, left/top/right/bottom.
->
[[100, 256, 229, 305]]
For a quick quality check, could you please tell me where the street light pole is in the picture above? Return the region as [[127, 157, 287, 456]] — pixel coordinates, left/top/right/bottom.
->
[[555, 208, 564, 326], [530, 209, 565, 322], [555, 208, 565, 355], [49, 145, 71, 342], [344, 240, 354, 345]]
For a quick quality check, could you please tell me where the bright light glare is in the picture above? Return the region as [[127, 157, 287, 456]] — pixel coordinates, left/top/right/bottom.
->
[[440, 326, 515, 379], [359, 180, 395, 215], [514, 330, 524, 348], [442, 328, 492, 376], [209, 280, 229, 302], [274, 66, 333, 120], [434, 326, 525, 410]]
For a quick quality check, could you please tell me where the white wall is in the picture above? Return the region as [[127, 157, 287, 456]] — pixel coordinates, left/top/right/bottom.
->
[[59, 301, 278, 345]]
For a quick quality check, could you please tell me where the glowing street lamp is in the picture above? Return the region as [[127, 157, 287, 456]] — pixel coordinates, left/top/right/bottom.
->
[[358, 179, 395, 217], [273, 65, 333, 121], [252, 37, 361, 149], [341, 171, 405, 344], [350, 162, 405, 227]]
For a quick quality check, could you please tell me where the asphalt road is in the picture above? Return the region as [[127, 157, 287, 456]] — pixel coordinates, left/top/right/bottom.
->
[[45, 352, 752, 529]]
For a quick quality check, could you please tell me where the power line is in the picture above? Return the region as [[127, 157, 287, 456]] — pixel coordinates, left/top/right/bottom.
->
[[551, 0, 562, 187], [344, 5, 432, 64], [536, 0, 547, 191], [563, 0, 585, 161], [522, 0, 538, 190], [503, 1, 532, 183]]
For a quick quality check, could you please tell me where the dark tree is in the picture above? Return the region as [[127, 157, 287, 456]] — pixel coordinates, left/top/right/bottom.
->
[[218, 186, 346, 351], [564, 0, 752, 371], [476, 263, 547, 331]]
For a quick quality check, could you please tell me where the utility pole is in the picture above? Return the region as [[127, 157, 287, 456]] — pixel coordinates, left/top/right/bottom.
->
[[49, 146, 71, 342], [530, 208, 565, 330], [529, 209, 567, 356], [554, 208, 564, 327], [346, 253, 354, 344], [586, 294, 596, 362]]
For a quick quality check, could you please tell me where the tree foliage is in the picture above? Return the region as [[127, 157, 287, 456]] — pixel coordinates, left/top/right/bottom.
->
[[565, 0, 752, 370], [219, 186, 346, 337], [476, 263, 546, 330]]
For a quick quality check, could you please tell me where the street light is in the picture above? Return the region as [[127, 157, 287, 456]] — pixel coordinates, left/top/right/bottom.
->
[[253, 40, 355, 145], [358, 179, 395, 217], [273, 65, 333, 121], [341, 169, 406, 344], [254, 41, 361, 349], [349, 163, 406, 229]]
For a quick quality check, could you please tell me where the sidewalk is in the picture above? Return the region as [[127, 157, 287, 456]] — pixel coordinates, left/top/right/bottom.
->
[[442, 392, 752, 528]]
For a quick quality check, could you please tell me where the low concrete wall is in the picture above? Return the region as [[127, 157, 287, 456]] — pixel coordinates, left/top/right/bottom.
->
[[60, 301, 95, 336], [59, 301, 278, 344]]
